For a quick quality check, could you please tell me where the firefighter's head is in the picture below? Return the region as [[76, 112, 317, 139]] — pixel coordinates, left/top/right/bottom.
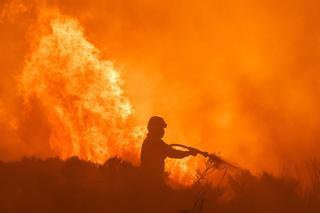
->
[[147, 116, 167, 138]]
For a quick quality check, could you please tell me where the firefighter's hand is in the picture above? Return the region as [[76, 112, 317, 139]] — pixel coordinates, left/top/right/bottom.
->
[[188, 147, 198, 156]]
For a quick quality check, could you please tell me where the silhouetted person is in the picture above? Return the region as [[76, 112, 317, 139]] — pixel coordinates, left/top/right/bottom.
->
[[140, 116, 197, 184]]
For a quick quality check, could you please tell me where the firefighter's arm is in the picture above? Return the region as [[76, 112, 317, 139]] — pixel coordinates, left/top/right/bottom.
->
[[167, 146, 198, 159]]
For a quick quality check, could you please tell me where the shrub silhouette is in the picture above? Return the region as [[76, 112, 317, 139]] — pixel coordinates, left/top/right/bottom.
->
[[0, 157, 319, 213]]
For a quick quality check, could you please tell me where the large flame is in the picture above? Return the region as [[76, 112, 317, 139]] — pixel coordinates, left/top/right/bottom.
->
[[19, 10, 141, 163]]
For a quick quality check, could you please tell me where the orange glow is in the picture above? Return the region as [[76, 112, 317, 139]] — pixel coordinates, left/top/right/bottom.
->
[[1, 0, 320, 186]]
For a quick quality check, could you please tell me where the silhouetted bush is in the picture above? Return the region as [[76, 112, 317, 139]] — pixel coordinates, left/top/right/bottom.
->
[[0, 157, 319, 213]]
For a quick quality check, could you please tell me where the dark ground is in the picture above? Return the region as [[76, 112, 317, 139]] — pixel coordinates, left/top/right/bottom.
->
[[0, 157, 319, 213]]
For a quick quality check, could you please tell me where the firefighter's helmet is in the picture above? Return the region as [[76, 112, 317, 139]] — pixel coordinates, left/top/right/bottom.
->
[[147, 116, 167, 131]]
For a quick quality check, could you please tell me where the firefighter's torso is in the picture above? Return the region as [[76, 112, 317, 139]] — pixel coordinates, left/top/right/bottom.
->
[[140, 136, 170, 177]]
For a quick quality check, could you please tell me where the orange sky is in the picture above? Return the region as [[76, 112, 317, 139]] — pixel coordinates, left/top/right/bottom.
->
[[1, 0, 320, 182]]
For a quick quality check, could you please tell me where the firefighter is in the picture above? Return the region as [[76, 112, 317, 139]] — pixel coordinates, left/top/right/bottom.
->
[[140, 116, 198, 182]]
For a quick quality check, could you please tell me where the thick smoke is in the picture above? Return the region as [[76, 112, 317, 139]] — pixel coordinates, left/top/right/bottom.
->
[[0, 0, 320, 181]]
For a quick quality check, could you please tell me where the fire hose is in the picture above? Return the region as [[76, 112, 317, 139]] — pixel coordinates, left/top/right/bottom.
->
[[169, 144, 240, 170], [170, 144, 241, 213]]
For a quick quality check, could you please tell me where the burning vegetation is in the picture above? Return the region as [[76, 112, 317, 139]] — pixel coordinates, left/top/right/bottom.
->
[[1, 0, 320, 212], [19, 8, 138, 164]]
